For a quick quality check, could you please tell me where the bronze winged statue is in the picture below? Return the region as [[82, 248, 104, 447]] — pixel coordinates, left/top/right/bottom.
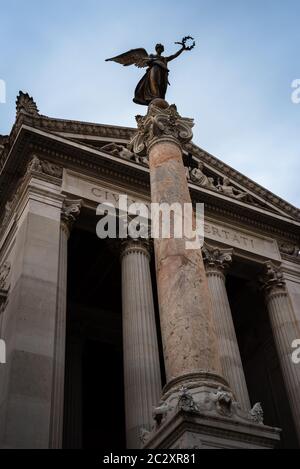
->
[[105, 36, 195, 105]]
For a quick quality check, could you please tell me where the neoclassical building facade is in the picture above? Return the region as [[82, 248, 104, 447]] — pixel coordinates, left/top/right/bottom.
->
[[0, 92, 299, 449]]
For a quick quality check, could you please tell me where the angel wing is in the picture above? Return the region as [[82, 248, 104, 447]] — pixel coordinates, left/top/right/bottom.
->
[[105, 48, 149, 68]]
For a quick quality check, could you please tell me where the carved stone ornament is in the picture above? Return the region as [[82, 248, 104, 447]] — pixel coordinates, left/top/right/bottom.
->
[[129, 100, 194, 156], [279, 242, 300, 258], [139, 428, 151, 446], [152, 401, 173, 426], [101, 142, 149, 167], [16, 91, 39, 117], [260, 261, 285, 293], [177, 386, 200, 413], [210, 387, 235, 418], [188, 161, 216, 189], [0, 261, 11, 291], [27, 155, 63, 179], [202, 243, 233, 273], [61, 199, 82, 232], [217, 176, 247, 201], [250, 402, 264, 425]]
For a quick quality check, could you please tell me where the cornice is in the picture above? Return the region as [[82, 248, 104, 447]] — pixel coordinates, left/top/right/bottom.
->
[[0, 122, 299, 247], [1, 103, 298, 222]]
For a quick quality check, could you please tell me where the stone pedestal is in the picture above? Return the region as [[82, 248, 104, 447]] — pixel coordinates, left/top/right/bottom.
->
[[130, 100, 281, 450], [203, 243, 251, 411], [261, 261, 300, 443], [143, 409, 280, 449], [121, 239, 162, 449]]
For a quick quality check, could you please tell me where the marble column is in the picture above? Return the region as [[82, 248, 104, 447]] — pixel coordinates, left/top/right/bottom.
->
[[202, 243, 251, 410], [261, 261, 300, 443], [130, 100, 226, 400], [121, 239, 162, 449], [49, 199, 82, 449]]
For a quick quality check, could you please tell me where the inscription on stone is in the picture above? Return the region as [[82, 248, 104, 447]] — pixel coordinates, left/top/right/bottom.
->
[[63, 170, 281, 261], [204, 220, 280, 260]]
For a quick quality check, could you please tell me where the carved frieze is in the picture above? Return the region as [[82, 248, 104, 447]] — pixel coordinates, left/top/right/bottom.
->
[[27, 155, 63, 179], [279, 242, 300, 259], [101, 143, 149, 167]]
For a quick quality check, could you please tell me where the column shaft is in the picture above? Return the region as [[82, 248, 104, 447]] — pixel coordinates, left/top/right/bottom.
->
[[267, 289, 300, 442], [49, 224, 68, 448], [206, 268, 251, 410], [121, 241, 162, 449], [149, 139, 223, 387]]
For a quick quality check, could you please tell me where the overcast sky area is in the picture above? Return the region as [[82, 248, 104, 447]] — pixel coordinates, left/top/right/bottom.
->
[[0, 0, 299, 206]]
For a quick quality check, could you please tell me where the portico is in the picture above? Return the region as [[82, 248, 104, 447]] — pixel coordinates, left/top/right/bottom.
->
[[0, 92, 299, 448]]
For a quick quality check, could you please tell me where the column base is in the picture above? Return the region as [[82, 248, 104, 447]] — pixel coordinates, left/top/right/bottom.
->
[[142, 379, 281, 449], [143, 410, 281, 449]]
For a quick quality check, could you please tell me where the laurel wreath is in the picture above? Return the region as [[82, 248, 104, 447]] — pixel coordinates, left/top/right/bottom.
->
[[176, 36, 196, 51]]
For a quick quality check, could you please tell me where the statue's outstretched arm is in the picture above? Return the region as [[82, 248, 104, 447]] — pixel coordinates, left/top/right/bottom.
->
[[166, 46, 185, 63]]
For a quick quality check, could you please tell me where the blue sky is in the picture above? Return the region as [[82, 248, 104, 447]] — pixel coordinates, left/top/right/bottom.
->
[[1, 0, 299, 206]]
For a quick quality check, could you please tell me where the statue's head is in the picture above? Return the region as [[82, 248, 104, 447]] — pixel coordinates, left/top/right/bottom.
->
[[197, 161, 204, 171], [223, 177, 230, 186], [155, 43, 165, 55]]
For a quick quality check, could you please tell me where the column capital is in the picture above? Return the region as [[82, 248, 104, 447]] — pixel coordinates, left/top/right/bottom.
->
[[120, 238, 152, 261], [129, 100, 194, 157], [260, 261, 286, 298], [61, 198, 82, 237], [202, 243, 233, 276]]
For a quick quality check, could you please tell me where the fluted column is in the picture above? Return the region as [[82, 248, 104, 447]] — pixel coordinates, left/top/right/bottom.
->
[[49, 199, 82, 449], [203, 243, 251, 410], [261, 261, 300, 443], [121, 239, 162, 449]]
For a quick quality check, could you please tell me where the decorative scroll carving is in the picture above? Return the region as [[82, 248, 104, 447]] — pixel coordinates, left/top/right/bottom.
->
[[129, 100, 194, 156], [202, 243, 233, 274], [250, 402, 264, 425], [16, 91, 39, 117], [260, 261, 285, 293], [27, 155, 63, 178], [61, 199, 82, 233]]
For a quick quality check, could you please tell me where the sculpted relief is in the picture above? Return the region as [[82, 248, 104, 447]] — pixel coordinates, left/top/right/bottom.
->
[[185, 160, 248, 201]]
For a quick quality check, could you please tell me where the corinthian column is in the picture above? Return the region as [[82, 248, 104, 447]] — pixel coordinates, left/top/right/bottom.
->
[[202, 243, 251, 410], [50, 199, 82, 449], [121, 239, 162, 449], [261, 261, 300, 443], [130, 99, 227, 402]]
